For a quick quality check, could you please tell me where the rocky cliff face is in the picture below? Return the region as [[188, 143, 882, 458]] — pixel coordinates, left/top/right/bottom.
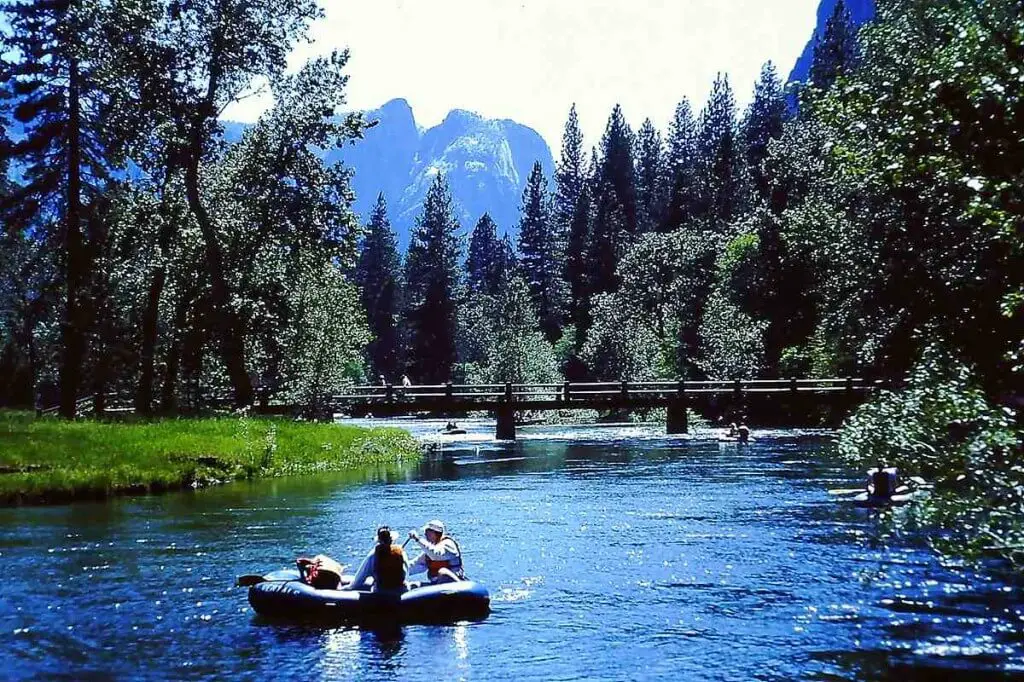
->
[[223, 98, 554, 251], [335, 100, 554, 251], [787, 0, 875, 84]]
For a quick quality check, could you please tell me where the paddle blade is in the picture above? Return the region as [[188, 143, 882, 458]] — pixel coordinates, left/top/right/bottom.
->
[[236, 574, 266, 587]]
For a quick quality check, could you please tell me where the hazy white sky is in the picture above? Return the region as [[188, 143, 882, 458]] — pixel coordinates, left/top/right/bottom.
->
[[224, 0, 820, 148]]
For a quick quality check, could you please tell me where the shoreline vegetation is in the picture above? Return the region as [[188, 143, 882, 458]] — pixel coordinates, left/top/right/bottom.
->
[[0, 411, 421, 506]]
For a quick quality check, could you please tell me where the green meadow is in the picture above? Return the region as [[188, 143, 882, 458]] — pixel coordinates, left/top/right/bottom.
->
[[0, 411, 420, 505]]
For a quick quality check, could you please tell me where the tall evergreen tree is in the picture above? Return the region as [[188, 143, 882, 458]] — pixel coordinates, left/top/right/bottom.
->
[[553, 105, 587, 233], [404, 174, 461, 383], [696, 73, 740, 227], [0, 0, 115, 417], [810, 0, 859, 91], [596, 105, 638, 235], [517, 161, 565, 342], [466, 213, 506, 298], [634, 118, 663, 233], [742, 62, 787, 209], [355, 194, 402, 382], [662, 98, 700, 231], [587, 181, 627, 299], [564, 186, 593, 336]]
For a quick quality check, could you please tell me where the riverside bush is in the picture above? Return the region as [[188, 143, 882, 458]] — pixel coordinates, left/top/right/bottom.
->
[[838, 347, 1023, 565]]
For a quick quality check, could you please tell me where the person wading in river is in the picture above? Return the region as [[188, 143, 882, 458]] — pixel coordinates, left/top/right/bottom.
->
[[343, 526, 409, 592], [408, 519, 464, 584]]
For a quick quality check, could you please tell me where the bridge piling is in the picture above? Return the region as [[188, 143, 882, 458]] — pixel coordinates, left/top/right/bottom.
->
[[666, 399, 688, 434], [496, 405, 516, 440]]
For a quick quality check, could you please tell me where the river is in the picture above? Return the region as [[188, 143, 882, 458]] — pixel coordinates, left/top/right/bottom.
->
[[1, 420, 1021, 681]]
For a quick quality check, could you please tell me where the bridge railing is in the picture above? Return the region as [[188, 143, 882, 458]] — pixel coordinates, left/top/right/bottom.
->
[[331, 378, 885, 404]]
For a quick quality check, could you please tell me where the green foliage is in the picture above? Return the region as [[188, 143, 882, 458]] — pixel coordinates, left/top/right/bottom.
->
[[697, 284, 766, 379], [280, 261, 368, 406], [808, 0, 859, 91], [582, 293, 663, 381], [517, 161, 566, 341], [786, 0, 1024, 391], [466, 213, 512, 298], [838, 347, 1022, 565], [404, 173, 461, 382], [634, 118, 664, 233], [696, 74, 740, 226], [356, 194, 403, 381], [485, 275, 560, 385], [662, 98, 700, 231]]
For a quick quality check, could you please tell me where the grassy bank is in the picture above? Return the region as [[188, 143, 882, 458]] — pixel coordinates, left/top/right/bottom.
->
[[0, 410, 421, 505]]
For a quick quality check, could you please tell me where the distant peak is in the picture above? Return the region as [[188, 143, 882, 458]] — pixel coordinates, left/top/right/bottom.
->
[[443, 108, 484, 126], [380, 97, 413, 112]]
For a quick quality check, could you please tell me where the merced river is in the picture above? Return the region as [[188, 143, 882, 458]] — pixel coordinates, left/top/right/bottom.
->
[[2, 420, 1022, 681]]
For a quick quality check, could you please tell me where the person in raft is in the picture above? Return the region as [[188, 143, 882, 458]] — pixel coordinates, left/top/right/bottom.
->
[[407, 519, 464, 584], [343, 526, 409, 592], [736, 420, 750, 443]]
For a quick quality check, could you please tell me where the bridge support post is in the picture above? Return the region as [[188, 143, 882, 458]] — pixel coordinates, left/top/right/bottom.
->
[[666, 399, 688, 435], [496, 405, 516, 441]]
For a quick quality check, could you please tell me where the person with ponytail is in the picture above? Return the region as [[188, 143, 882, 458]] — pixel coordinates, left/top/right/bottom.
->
[[344, 526, 409, 592]]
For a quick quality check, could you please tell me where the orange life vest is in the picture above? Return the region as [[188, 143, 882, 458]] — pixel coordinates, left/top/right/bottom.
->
[[426, 537, 464, 579], [374, 544, 406, 590]]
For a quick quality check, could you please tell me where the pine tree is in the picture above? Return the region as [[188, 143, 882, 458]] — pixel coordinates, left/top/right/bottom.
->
[[587, 181, 626, 299], [662, 98, 700, 231], [517, 161, 565, 342], [404, 174, 461, 383], [596, 105, 638, 235], [696, 73, 740, 227], [742, 62, 786, 209], [553, 104, 586, 243], [564, 186, 593, 336], [466, 213, 506, 298], [810, 0, 859, 91], [0, 1, 113, 417], [355, 194, 402, 382], [634, 118, 663, 233]]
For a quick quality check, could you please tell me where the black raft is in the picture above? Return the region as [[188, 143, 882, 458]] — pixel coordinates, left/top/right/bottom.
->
[[248, 570, 491, 624]]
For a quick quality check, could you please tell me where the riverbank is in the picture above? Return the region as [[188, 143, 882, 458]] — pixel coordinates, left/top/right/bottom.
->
[[0, 411, 420, 505]]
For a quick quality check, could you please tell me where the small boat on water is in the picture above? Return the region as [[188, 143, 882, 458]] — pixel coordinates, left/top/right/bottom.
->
[[718, 435, 755, 443], [441, 428, 467, 435], [246, 569, 491, 624]]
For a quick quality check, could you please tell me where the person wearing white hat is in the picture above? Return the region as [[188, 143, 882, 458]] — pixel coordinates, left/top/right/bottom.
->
[[343, 525, 409, 592], [407, 519, 464, 584]]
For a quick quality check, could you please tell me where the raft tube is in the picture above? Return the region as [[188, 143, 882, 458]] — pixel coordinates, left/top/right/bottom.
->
[[248, 570, 490, 624], [851, 490, 924, 508]]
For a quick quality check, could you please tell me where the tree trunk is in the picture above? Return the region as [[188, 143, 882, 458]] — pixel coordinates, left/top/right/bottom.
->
[[59, 57, 88, 419], [136, 172, 180, 414], [182, 157, 253, 408], [135, 266, 164, 414]]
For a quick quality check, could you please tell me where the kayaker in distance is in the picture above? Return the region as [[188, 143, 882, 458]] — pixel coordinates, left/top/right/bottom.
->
[[408, 519, 464, 584], [343, 526, 409, 592]]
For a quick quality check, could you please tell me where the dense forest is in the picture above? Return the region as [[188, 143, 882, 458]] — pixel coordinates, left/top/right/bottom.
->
[[0, 0, 1020, 559]]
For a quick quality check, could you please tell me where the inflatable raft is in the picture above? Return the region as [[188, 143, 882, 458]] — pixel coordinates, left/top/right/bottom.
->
[[851, 488, 926, 508], [247, 570, 490, 624]]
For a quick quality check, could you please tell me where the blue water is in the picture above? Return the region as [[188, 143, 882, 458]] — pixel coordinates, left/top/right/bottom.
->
[[1, 421, 1021, 681]]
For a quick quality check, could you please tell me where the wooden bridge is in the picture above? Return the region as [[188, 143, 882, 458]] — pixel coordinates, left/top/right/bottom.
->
[[285, 378, 884, 440]]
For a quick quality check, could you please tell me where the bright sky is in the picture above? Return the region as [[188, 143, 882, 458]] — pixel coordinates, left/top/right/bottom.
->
[[223, 0, 820, 149]]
